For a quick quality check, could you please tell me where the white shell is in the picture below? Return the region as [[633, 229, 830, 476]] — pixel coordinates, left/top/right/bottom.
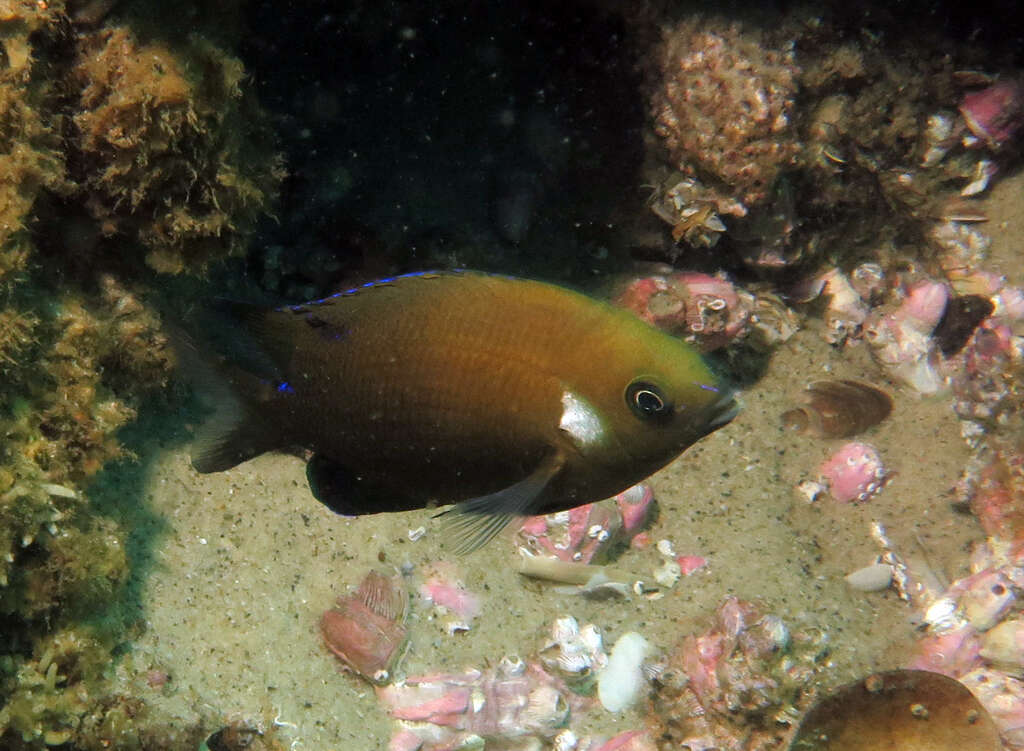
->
[[597, 632, 650, 712], [844, 562, 894, 592]]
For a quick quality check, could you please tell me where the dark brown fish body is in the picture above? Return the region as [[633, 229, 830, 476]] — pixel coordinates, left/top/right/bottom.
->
[[781, 379, 892, 438], [189, 271, 737, 551]]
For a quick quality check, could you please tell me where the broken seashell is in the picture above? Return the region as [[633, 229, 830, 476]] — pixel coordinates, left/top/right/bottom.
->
[[933, 294, 995, 357], [789, 669, 1000, 751], [320, 570, 408, 684], [598, 632, 650, 712], [782, 380, 893, 438]]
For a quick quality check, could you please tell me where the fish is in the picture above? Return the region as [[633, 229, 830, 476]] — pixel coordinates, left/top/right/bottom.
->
[[184, 270, 738, 553]]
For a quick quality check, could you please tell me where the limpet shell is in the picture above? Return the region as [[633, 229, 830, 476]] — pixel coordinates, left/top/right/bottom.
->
[[782, 379, 892, 438]]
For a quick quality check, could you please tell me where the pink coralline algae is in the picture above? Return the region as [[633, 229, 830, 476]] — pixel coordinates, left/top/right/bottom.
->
[[376, 660, 571, 750], [648, 598, 825, 751], [818, 441, 889, 503], [612, 272, 751, 351], [516, 483, 654, 564], [651, 18, 801, 207]]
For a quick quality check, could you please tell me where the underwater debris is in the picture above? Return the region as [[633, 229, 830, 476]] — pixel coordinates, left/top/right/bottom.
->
[[781, 380, 893, 439], [539, 616, 608, 695], [789, 669, 1000, 751], [597, 632, 650, 713], [321, 570, 409, 685], [844, 562, 895, 592], [647, 176, 745, 249]]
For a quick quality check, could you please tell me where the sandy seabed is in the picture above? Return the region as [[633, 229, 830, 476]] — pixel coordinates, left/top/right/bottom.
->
[[108, 175, 1024, 749]]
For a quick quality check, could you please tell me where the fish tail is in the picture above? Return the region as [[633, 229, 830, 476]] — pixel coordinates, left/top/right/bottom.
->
[[168, 322, 282, 472], [190, 398, 280, 472]]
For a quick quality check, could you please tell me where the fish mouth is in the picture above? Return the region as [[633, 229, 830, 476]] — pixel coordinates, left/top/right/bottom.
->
[[703, 389, 741, 432]]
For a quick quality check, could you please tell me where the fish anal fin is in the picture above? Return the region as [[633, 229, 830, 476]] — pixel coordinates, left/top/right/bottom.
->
[[306, 454, 423, 516], [436, 452, 565, 555]]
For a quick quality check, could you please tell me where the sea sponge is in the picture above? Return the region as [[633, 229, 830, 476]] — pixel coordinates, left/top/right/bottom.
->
[[70, 27, 283, 273], [651, 17, 802, 207]]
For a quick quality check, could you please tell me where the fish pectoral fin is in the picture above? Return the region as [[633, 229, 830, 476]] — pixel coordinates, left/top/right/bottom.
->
[[435, 452, 565, 555]]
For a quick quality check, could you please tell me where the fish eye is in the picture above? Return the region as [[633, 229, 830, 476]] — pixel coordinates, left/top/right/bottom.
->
[[625, 380, 673, 420]]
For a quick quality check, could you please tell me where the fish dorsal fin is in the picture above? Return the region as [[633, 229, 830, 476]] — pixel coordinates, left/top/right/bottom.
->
[[199, 298, 289, 382], [436, 452, 565, 555]]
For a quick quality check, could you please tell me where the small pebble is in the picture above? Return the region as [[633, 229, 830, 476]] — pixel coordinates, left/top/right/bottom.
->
[[844, 562, 894, 592]]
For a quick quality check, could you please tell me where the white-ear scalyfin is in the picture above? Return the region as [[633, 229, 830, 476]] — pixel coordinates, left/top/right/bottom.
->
[[559, 390, 605, 449]]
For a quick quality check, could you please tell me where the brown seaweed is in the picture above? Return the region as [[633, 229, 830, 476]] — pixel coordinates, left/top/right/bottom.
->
[[781, 379, 892, 438], [789, 669, 1000, 751]]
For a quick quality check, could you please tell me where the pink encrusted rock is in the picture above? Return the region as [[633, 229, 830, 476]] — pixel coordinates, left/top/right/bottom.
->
[[960, 668, 1024, 746], [677, 555, 708, 575], [612, 272, 751, 351], [818, 441, 888, 503], [960, 79, 1024, 150], [615, 483, 655, 535], [376, 661, 573, 750], [516, 483, 654, 564], [649, 597, 822, 751], [864, 277, 950, 394], [584, 730, 658, 751], [909, 622, 982, 678], [321, 570, 408, 684]]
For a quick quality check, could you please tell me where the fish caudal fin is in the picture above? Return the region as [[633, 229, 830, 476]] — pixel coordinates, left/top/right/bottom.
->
[[190, 401, 279, 473], [436, 452, 565, 555], [169, 321, 281, 473]]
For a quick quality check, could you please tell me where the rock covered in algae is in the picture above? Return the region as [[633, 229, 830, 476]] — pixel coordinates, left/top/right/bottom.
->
[[0, 2, 281, 746], [70, 26, 284, 273], [650, 16, 801, 208], [648, 597, 828, 751]]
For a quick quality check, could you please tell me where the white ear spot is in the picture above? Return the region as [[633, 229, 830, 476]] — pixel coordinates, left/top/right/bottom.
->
[[559, 390, 605, 449]]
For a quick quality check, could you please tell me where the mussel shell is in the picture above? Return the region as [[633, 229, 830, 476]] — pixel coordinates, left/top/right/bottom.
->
[[782, 379, 892, 438], [789, 669, 1000, 751]]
